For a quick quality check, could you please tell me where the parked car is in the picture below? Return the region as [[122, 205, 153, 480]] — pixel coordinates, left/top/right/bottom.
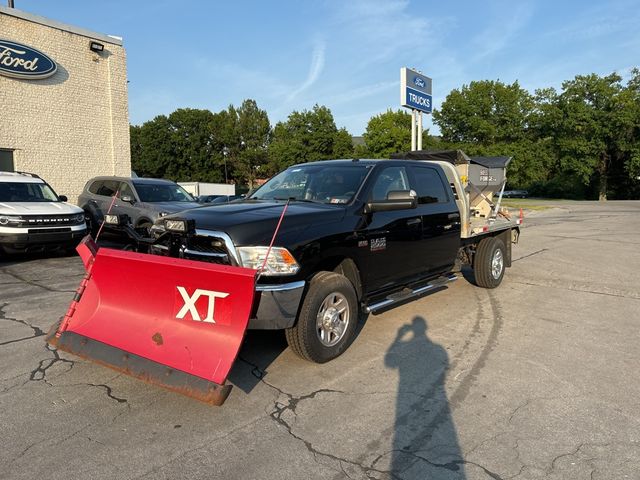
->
[[0, 171, 87, 254], [207, 194, 245, 204], [502, 189, 529, 198], [78, 177, 201, 235], [197, 194, 223, 204]]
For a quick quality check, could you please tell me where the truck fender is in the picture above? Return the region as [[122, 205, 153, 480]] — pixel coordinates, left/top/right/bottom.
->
[[333, 258, 363, 301]]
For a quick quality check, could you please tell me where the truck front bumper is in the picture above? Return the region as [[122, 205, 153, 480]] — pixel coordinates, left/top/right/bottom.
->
[[248, 280, 306, 330], [0, 227, 87, 252]]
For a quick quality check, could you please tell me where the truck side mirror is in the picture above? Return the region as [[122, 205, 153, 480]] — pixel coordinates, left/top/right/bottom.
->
[[121, 195, 134, 204], [364, 190, 417, 213], [58, 195, 68, 202]]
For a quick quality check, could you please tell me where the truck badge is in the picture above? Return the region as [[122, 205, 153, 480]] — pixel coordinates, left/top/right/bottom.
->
[[370, 237, 386, 252], [176, 286, 229, 323]]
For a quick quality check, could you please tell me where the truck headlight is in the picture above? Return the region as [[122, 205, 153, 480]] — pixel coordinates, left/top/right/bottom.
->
[[165, 219, 187, 232], [237, 246, 300, 275], [104, 214, 120, 225], [0, 215, 23, 226]]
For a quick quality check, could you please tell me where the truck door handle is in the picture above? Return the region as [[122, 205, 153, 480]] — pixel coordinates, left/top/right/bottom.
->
[[448, 213, 460, 220], [407, 218, 422, 226]]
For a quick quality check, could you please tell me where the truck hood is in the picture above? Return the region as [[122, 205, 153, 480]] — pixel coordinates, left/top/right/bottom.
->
[[164, 200, 346, 245], [0, 202, 83, 215]]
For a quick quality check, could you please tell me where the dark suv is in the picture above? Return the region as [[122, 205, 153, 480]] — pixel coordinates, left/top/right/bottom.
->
[[78, 177, 201, 234]]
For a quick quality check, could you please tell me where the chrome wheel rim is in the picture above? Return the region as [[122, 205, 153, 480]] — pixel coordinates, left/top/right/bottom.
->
[[316, 292, 350, 347], [491, 249, 504, 279]]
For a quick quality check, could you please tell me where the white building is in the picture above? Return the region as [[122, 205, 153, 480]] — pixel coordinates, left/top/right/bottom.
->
[[0, 6, 131, 203]]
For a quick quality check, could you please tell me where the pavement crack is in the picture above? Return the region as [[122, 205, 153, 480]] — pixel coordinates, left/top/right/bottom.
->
[[87, 383, 129, 404], [237, 356, 394, 479], [407, 451, 505, 479], [0, 267, 75, 293], [511, 281, 640, 301], [549, 443, 585, 472], [28, 344, 75, 386], [0, 302, 45, 346], [508, 399, 531, 423], [512, 248, 549, 262]]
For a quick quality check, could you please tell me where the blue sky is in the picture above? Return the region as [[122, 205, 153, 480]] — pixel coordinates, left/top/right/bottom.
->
[[14, 0, 639, 135]]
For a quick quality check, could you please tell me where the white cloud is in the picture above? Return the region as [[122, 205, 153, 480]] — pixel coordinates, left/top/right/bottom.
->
[[321, 80, 398, 106], [285, 40, 326, 102]]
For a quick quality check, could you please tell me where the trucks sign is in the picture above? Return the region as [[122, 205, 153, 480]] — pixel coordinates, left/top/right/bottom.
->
[[400, 67, 432, 113], [0, 39, 57, 80]]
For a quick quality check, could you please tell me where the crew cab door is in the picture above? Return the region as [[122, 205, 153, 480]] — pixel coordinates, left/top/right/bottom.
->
[[360, 165, 425, 291], [408, 165, 461, 274]]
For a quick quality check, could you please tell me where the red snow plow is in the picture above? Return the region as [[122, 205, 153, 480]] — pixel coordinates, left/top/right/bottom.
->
[[46, 236, 257, 405]]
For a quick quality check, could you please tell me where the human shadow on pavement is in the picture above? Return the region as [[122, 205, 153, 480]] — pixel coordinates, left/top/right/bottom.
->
[[384, 316, 466, 479]]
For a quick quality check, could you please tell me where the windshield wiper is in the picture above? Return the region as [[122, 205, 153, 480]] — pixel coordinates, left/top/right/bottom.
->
[[272, 196, 320, 203]]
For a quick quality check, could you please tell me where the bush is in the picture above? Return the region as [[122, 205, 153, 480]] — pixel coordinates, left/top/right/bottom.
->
[[529, 174, 589, 199]]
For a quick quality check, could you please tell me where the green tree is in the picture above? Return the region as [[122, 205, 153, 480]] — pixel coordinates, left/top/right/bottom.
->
[[167, 108, 220, 182], [130, 114, 176, 179], [359, 109, 432, 158], [361, 109, 411, 158], [213, 99, 271, 186], [333, 127, 355, 158], [536, 73, 638, 200], [434, 80, 534, 144], [267, 105, 352, 173]]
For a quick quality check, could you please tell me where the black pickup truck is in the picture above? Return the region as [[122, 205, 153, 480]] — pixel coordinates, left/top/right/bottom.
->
[[113, 153, 520, 364]]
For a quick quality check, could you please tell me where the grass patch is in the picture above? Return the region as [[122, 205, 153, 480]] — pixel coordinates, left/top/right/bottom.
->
[[501, 200, 554, 211]]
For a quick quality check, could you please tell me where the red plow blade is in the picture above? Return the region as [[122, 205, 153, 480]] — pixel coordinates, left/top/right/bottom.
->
[[47, 238, 256, 405]]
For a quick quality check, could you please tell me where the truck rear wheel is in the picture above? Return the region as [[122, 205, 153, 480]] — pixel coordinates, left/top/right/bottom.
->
[[285, 271, 358, 363], [473, 236, 506, 289]]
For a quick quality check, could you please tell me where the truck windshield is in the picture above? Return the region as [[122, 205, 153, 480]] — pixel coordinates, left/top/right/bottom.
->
[[133, 183, 194, 202], [0, 182, 60, 202], [250, 164, 370, 204]]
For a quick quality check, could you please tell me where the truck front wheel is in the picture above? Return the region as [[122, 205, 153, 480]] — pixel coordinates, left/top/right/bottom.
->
[[285, 272, 358, 363], [473, 237, 506, 288]]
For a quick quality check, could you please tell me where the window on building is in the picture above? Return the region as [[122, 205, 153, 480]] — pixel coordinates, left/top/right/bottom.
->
[[0, 150, 14, 172]]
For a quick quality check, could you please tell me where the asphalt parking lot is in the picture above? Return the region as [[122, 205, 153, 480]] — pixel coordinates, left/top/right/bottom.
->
[[1, 201, 639, 480]]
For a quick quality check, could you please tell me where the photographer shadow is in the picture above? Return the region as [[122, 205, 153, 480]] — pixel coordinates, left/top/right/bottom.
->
[[384, 316, 466, 479]]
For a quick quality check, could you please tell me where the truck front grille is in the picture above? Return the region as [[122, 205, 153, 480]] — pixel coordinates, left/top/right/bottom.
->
[[19, 215, 82, 227], [150, 229, 239, 266]]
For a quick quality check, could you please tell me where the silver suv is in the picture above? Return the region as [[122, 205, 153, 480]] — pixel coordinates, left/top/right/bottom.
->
[[0, 171, 87, 254], [78, 177, 201, 235]]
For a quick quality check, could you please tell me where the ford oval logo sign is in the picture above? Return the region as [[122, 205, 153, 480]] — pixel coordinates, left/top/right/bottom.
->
[[0, 39, 57, 80], [413, 76, 425, 88]]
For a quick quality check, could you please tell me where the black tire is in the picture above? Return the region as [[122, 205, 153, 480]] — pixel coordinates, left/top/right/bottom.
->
[[285, 271, 359, 363], [473, 236, 506, 289], [85, 211, 99, 237]]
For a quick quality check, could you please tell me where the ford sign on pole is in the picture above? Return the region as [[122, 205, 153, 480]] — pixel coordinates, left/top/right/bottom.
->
[[400, 67, 432, 113]]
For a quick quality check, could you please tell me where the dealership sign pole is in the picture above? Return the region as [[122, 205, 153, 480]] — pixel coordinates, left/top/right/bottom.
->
[[400, 67, 432, 151]]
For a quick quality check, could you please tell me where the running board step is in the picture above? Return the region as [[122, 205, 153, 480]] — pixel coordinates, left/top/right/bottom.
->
[[364, 273, 458, 314]]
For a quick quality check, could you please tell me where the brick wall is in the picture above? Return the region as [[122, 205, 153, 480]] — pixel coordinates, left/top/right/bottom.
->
[[0, 10, 131, 203]]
